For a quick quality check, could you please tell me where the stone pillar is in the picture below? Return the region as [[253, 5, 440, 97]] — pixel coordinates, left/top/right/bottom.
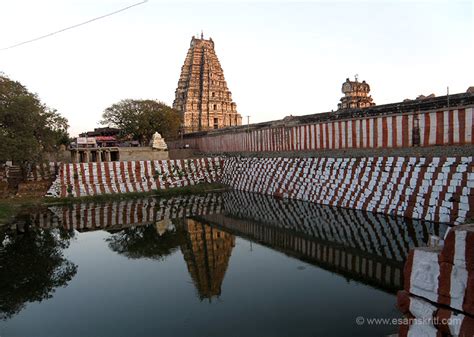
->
[[84, 150, 90, 163], [97, 150, 102, 163], [105, 151, 111, 162]]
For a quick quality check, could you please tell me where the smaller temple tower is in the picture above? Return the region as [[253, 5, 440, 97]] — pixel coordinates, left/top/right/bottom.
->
[[337, 76, 375, 110]]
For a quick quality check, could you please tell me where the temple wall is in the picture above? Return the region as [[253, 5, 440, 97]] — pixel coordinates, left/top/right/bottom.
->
[[169, 107, 474, 152], [221, 156, 473, 225], [45, 155, 473, 225], [47, 158, 223, 198], [118, 147, 169, 161]]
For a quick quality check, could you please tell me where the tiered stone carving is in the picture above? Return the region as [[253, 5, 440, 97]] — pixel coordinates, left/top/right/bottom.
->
[[173, 34, 242, 133], [337, 76, 376, 110]]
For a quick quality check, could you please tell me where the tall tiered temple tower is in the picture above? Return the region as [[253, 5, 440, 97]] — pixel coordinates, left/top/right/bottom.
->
[[173, 34, 242, 133]]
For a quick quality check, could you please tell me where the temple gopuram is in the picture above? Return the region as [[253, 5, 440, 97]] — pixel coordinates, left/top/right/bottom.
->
[[173, 34, 242, 133], [337, 76, 376, 110]]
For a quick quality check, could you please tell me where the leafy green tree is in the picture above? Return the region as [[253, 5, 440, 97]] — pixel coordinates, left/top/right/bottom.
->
[[101, 99, 181, 145], [0, 74, 69, 165]]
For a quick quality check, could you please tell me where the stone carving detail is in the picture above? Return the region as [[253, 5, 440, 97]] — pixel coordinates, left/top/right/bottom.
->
[[150, 132, 167, 150], [338, 76, 376, 110], [173, 34, 242, 133]]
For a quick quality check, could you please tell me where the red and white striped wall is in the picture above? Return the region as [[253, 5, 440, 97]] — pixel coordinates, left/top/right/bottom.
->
[[403, 224, 474, 315], [35, 194, 223, 230], [47, 158, 223, 198], [170, 107, 474, 152], [397, 290, 474, 337], [221, 156, 473, 224], [399, 224, 474, 337]]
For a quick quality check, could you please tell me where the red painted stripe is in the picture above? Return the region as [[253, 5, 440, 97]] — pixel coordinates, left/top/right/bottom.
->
[[325, 123, 330, 149], [338, 121, 343, 149], [373, 118, 379, 148], [402, 115, 409, 147], [79, 163, 87, 196], [423, 113, 431, 146], [448, 110, 454, 144], [119, 162, 129, 193], [88, 163, 97, 195], [458, 108, 466, 144], [436, 111, 444, 145], [382, 118, 388, 148], [351, 120, 357, 148], [392, 116, 398, 148], [364, 119, 369, 148]]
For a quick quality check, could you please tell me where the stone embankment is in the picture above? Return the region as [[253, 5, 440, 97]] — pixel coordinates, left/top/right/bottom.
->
[[46, 156, 473, 225], [46, 158, 223, 198], [398, 224, 474, 337], [221, 156, 473, 225]]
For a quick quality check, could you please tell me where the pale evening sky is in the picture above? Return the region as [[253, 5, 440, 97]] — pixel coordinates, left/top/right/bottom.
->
[[0, 0, 472, 136]]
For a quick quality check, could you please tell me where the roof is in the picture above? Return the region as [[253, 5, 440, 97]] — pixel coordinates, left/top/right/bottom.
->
[[95, 136, 116, 141]]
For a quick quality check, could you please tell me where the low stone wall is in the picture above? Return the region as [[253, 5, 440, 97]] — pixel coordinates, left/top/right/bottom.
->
[[0, 162, 58, 182], [47, 158, 223, 198], [398, 224, 474, 336], [221, 156, 473, 224], [118, 147, 169, 161]]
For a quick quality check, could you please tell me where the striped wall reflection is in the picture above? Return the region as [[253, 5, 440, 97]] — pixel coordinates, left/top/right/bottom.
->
[[200, 213, 404, 292], [172, 108, 474, 152], [33, 194, 223, 231], [219, 191, 449, 262]]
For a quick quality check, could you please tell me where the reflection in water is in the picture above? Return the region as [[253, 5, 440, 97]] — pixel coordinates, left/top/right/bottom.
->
[[219, 191, 447, 262], [5, 190, 449, 321], [194, 191, 448, 292], [0, 225, 77, 320], [106, 220, 187, 260], [39, 194, 222, 231], [180, 219, 235, 301]]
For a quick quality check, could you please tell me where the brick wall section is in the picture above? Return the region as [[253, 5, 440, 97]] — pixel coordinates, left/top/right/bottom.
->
[[221, 156, 474, 225], [397, 224, 474, 337], [47, 158, 223, 198], [0, 162, 58, 182], [169, 107, 474, 152]]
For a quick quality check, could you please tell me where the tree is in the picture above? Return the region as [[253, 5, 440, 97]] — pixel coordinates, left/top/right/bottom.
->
[[101, 99, 181, 145], [106, 221, 186, 260], [0, 225, 77, 320], [0, 74, 69, 164]]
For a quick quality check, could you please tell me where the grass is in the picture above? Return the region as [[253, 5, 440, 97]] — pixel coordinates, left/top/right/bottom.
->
[[0, 183, 229, 226]]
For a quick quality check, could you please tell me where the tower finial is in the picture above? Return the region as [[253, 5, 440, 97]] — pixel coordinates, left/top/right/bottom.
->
[[201, 30, 203, 39], [355, 74, 359, 82]]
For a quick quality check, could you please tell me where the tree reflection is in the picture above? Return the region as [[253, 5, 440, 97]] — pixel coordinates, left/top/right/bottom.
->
[[0, 225, 77, 320], [106, 219, 187, 260]]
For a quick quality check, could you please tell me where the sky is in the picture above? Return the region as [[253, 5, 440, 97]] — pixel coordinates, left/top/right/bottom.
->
[[0, 0, 472, 136]]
